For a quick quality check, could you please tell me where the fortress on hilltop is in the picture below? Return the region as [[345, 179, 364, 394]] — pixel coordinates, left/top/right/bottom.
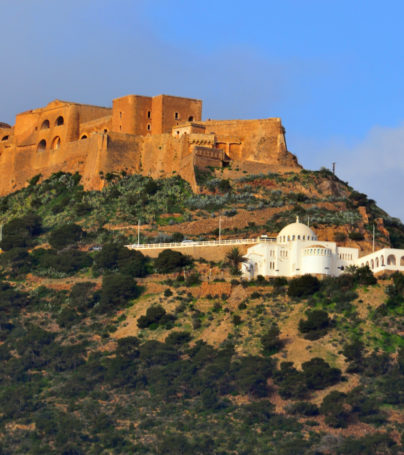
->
[[0, 94, 300, 194]]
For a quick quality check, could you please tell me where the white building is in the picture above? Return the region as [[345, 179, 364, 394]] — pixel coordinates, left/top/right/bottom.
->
[[241, 217, 404, 279]]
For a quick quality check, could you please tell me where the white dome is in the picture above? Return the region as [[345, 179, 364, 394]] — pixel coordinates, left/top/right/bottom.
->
[[277, 217, 317, 243]]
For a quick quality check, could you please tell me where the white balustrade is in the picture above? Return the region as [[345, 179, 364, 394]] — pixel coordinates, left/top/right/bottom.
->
[[126, 238, 275, 250]]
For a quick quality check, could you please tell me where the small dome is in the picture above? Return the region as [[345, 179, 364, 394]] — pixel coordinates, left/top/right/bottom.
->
[[277, 217, 317, 243]]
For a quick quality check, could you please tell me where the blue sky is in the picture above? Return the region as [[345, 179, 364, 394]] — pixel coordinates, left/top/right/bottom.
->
[[1, 0, 403, 220]]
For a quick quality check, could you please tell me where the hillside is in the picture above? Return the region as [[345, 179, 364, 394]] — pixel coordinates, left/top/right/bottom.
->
[[0, 170, 403, 454]]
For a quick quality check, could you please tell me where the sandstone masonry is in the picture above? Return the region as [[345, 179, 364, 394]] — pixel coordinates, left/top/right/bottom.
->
[[0, 94, 300, 194]]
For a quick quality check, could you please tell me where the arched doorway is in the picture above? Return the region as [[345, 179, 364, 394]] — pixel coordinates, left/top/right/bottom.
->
[[381, 256, 385, 266], [51, 137, 61, 150], [401, 256, 404, 266], [37, 139, 47, 151], [376, 257, 379, 268]]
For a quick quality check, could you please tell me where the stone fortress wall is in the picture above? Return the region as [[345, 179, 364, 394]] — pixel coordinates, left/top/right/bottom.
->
[[0, 94, 300, 195]]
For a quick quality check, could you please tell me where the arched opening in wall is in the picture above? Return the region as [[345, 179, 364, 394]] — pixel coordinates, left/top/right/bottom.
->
[[55, 116, 64, 126], [147, 124, 151, 131], [80, 135, 88, 140], [51, 136, 61, 151], [401, 256, 404, 266], [366, 261, 369, 267], [103, 129, 108, 133], [376, 257, 379, 267], [147, 111, 151, 119], [381, 256, 385, 266], [1, 135, 9, 141], [41, 120, 50, 129], [387, 255, 396, 266], [174, 112, 179, 120], [371, 259, 374, 269], [188, 116, 194, 121], [37, 139, 47, 152]]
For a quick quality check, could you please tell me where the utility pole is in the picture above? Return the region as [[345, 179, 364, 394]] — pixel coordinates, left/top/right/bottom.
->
[[219, 216, 222, 243], [138, 220, 140, 245], [332, 162, 336, 175], [372, 224, 375, 253]]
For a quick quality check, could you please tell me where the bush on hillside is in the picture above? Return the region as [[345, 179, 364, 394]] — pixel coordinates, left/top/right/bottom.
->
[[261, 324, 283, 355], [49, 223, 85, 250], [137, 304, 176, 329], [0, 213, 42, 250], [154, 249, 192, 273], [348, 231, 364, 241], [288, 275, 320, 298], [0, 247, 31, 275], [302, 358, 341, 390], [31, 248, 93, 275], [298, 309, 331, 340], [320, 391, 348, 428], [97, 273, 140, 313], [94, 243, 148, 277]]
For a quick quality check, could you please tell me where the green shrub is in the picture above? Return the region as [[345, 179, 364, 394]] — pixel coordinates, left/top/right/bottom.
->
[[261, 324, 282, 355], [94, 243, 148, 277], [137, 304, 175, 329], [0, 213, 42, 250], [31, 248, 93, 275], [49, 223, 85, 249], [185, 272, 201, 286], [334, 232, 347, 242], [302, 358, 341, 390], [320, 391, 348, 428], [298, 310, 331, 340], [288, 275, 320, 298], [154, 249, 192, 273], [288, 401, 319, 416], [97, 273, 140, 313], [165, 331, 192, 347], [348, 231, 364, 241]]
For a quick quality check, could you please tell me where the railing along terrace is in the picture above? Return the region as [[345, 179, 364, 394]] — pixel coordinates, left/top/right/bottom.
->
[[126, 238, 276, 250]]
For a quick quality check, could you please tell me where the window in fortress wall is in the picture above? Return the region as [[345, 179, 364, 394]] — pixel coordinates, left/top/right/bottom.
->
[[41, 120, 50, 129], [147, 124, 151, 131], [55, 116, 64, 126], [175, 112, 179, 120], [147, 111, 151, 119], [188, 116, 194, 121]]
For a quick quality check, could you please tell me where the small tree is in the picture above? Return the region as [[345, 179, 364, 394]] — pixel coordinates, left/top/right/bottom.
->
[[154, 249, 191, 273], [298, 309, 331, 340], [288, 275, 320, 298], [98, 273, 140, 313], [49, 223, 84, 250], [320, 391, 348, 428], [261, 324, 282, 355], [226, 247, 245, 274]]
